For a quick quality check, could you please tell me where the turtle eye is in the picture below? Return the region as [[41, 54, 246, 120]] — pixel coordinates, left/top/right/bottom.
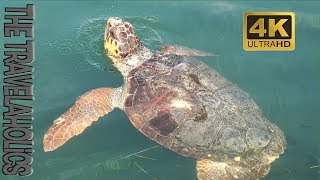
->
[[110, 31, 115, 38]]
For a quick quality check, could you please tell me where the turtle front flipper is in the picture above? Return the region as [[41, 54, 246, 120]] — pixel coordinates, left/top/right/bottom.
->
[[160, 45, 216, 56], [196, 159, 270, 180], [43, 87, 123, 152]]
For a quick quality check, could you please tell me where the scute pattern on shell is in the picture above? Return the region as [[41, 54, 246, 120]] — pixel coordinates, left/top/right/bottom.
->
[[124, 54, 286, 167]]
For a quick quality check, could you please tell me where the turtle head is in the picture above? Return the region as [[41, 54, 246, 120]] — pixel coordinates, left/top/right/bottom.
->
[[104, 17, 142, 63]]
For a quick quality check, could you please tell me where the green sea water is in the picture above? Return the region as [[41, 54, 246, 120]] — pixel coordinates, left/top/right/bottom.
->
[[1, 1, 320, 180]]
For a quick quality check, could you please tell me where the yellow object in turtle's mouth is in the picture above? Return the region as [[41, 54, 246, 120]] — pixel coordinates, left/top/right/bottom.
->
[[104, 39, 119, 61]]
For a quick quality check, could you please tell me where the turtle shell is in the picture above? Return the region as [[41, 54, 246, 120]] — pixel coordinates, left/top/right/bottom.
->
[[124, 54, 286, 167]]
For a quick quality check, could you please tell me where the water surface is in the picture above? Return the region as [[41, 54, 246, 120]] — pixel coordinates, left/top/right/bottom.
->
[[0, 1, 319, 179]]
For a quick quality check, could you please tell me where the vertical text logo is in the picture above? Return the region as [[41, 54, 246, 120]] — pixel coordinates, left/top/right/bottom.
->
[[243, 12, 295, 51], [2, 4, 34, 176]]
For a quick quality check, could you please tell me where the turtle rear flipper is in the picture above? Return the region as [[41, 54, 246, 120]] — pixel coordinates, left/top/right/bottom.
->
[[43, 87, 123, 152], [160, 44, 217, 57], [196, 159, 271, 180]]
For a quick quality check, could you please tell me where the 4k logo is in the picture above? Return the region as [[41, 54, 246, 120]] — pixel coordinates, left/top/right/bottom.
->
[[243, 12, 295, 51]]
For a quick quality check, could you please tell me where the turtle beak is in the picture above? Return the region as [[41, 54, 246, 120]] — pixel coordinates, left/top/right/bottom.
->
[[105, 17, 121, 41], [104, 20, 111, 41]]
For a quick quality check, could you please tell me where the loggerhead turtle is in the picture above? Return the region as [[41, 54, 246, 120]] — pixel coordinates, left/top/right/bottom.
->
[[43, 17, 286, 179]]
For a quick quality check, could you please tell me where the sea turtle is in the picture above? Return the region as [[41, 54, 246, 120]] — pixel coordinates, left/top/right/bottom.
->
[[43, 17, 286, 179]]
